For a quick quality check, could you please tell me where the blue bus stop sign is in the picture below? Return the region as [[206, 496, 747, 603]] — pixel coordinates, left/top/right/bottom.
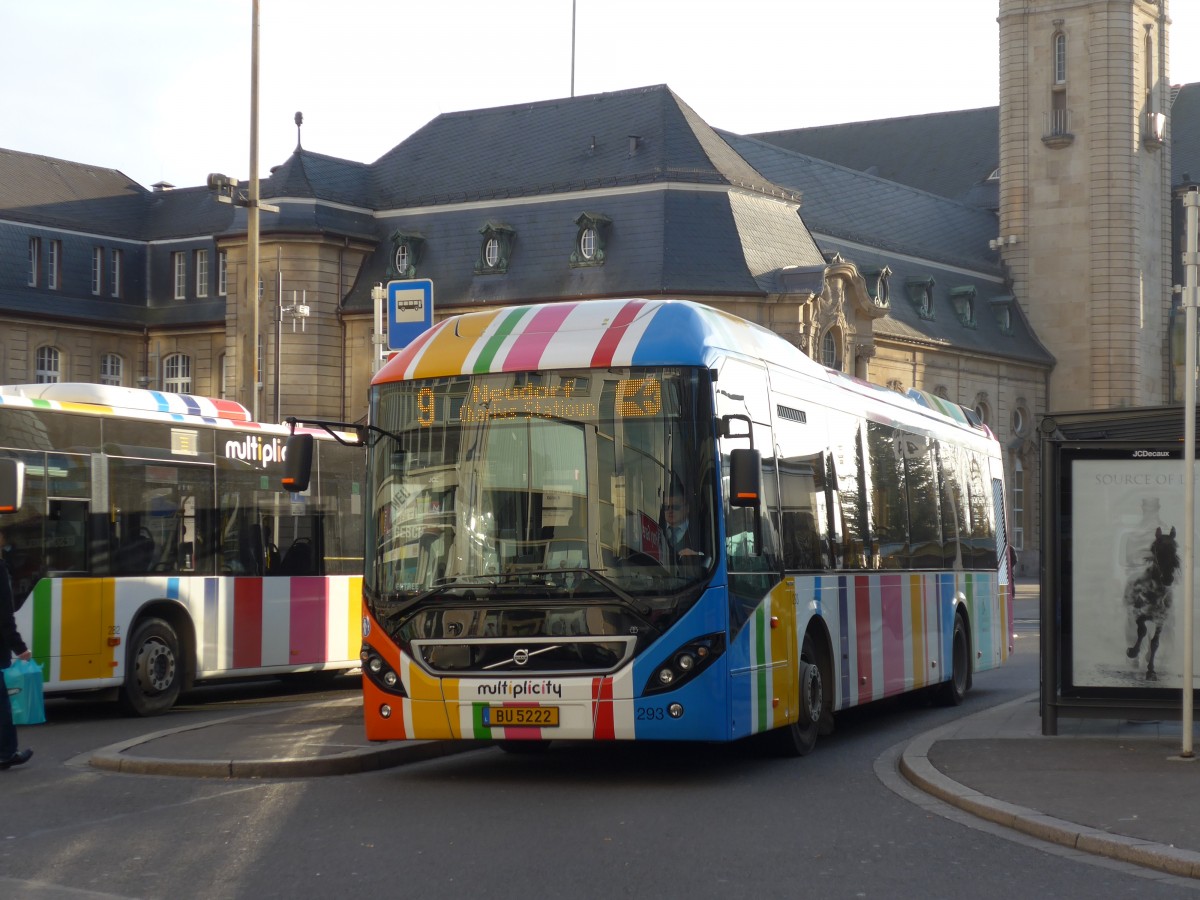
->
[[386, 279, 434, 350]]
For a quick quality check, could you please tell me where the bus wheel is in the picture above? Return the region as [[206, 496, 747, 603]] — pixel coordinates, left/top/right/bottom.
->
[[768, 634, 823, 757], [935, 612, 970, 707], [120, 617, 182, 717]]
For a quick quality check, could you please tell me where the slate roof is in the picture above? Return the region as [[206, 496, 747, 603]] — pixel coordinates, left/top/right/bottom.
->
[[341, 189, 825, 314], [722, 132, 1001, 273], [0, 148, 151, 239], [752, 107, 1000, 205], [264, 149, 373, 207], [716, 132, 1049, 366], [368, 85, 794, 208]]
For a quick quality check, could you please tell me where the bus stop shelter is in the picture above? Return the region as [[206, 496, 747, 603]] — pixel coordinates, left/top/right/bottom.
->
[[1039, 405, 1200, 734]]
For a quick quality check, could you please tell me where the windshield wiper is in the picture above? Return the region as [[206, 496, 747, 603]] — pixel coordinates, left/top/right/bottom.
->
[[378, 576, 500, 622], [502, 567, 653, 617]]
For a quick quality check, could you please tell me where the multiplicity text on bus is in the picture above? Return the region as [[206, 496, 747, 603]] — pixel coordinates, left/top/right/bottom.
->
[[0, 383, 364, 715], [287, 299, 1014, 755]]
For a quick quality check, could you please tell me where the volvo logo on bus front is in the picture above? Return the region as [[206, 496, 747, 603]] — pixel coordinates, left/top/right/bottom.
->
[[513, 648, 530, 666], [362, 616, 371, 638]]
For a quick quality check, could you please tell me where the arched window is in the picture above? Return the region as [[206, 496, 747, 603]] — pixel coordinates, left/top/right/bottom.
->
[[163, 353, 192, 394], [1053, 31, 1067, 85], [579, 227, 596, 261], [974, 399, 991, 426], [36, 346, 61, 384], [1012, 406, 1028, 436], [820, 329, 840, 369], [100, 353, 123, 386], [1145, 33, 1153, 106]]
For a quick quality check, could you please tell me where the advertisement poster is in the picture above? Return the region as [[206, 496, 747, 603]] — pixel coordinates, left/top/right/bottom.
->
[[1070, 457, 1198, 689]]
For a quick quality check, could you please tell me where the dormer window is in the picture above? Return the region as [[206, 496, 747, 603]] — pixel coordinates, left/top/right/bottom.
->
[[863, 266, 892, 308], [475, 222, 515, 274], [906, 276, 935, 320], [949, 286, 976, 328], [570, 212, 612, 267], [388, 230, 425, 279], [990, 294, 1016, 336]]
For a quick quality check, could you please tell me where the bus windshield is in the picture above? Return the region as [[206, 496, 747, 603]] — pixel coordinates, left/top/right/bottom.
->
[[365, 367, 717, 627]]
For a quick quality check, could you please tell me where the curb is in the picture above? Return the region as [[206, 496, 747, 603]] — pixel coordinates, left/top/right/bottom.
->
[[899, 696, 1200, 880], [85, 699, 477, 778]]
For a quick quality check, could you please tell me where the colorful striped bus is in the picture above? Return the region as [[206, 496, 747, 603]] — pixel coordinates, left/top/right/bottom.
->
[[288, 298, 1014, 754], [0, 383, 363, 715]]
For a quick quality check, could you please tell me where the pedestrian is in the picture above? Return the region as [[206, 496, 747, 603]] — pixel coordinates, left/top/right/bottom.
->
[[0, 534, 33, 770]]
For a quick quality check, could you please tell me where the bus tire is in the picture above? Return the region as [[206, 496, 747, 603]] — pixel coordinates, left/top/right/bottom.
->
[[767, 633, 825, 757], [120, 617, 183, 717], [935, 612, 970, 707]]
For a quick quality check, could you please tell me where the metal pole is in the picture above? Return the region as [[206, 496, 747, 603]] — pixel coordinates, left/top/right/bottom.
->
[[372, 283, 386, 374], [248, 0, 261, 421], [274, 262, 282, 423], [1183, 188, 1200, 758], [571, 0, 576, 98]]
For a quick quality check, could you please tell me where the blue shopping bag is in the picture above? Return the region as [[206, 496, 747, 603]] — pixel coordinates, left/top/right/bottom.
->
[[4, 659, 45, 726]]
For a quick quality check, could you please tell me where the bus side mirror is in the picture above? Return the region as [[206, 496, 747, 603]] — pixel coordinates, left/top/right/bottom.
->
[[728, 448, 761, 508], [0, 458, 24, 513], [281, 434, 314, 493]]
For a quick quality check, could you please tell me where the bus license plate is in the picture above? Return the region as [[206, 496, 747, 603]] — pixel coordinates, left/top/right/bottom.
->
[[484, 706, 559, 728]]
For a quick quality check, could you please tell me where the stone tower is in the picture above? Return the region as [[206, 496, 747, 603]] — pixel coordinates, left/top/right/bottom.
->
[[997, 0, 1173, 410]]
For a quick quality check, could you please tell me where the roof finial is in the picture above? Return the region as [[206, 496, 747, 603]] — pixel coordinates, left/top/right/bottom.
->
[[295, 111, 303, 150]]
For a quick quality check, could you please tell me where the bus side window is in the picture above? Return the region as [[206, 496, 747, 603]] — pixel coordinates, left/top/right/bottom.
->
[[937, 445, 968, 570], [829, 420, 868, 570], [777, 453, 827, 571], [866, 422, 908, 570], [47, 498, 89, 573]]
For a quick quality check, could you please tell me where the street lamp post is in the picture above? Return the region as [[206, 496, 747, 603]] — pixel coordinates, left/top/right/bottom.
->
[[247, 0, 262, 421], [1182, 188, 1200, 759], [208, 1, 277, 420]]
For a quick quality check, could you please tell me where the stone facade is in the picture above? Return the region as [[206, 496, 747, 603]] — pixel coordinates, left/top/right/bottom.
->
[[999, 0, 1173, 410]]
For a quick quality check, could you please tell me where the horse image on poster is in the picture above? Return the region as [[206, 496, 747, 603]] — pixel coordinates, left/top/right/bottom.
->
[[1124, 526, 1180, 681]]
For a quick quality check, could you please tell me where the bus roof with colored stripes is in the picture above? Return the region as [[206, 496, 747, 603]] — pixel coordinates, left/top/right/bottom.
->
[[376, 298, 989, 438]]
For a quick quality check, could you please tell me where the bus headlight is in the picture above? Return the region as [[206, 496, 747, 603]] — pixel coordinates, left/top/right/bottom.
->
[[361, 643, 407, 697], [642, 632, 725, 696]]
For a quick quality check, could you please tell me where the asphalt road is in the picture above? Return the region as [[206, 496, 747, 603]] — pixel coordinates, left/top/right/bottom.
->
[[2, 631, 1197, 900]]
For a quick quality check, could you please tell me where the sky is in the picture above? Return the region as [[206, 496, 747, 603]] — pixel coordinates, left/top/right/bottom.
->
[[4, 0, 1200, 190]]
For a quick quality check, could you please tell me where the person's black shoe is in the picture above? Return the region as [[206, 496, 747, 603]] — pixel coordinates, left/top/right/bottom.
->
[[0, 749, 33, 769]]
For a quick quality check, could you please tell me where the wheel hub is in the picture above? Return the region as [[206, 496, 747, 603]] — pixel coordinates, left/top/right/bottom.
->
[[137, 639, 176, 693], [799, 660, 823, 726]]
